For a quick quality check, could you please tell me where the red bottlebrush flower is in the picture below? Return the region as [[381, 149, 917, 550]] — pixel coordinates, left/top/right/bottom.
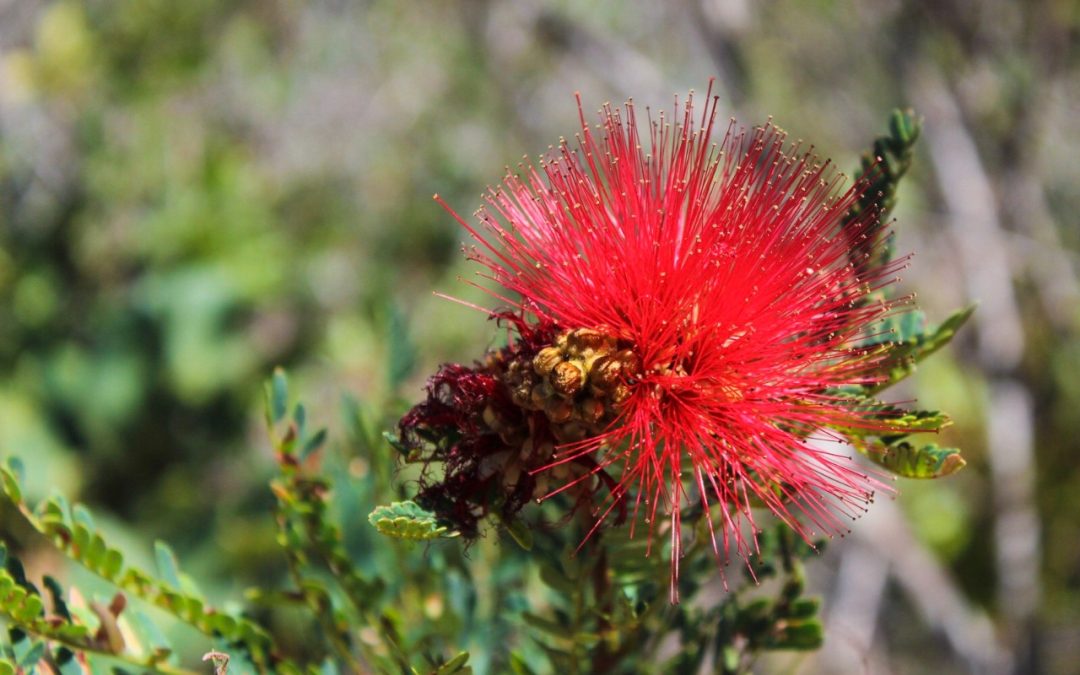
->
[[426, 86, 924, 596]]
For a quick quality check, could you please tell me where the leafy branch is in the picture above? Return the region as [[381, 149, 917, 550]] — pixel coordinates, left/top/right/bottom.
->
[[265, 368, 468, 674], [0, 458, 281, 673], [844, 107, 923, 274]]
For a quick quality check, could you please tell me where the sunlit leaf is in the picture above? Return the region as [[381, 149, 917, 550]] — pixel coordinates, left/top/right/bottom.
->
[[153, 541, 182, 590], [268, 367, 289, 424], [868, 305, 976, 392], [859, 440, 966, 478], [368, 501, 458, 541], [434, 651, 470, 674]]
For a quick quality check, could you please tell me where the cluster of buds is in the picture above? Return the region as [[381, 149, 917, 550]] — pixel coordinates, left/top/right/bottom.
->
[[503, 328, 640, 443], [397, 321, 638, 537]]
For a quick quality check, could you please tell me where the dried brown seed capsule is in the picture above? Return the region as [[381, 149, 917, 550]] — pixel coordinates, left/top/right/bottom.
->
[[590, 355, 622, 391], [555, 421, 589, 443], [577, 397, 605, 424], [532, 346, 563, 376], [615, 349, 642, 377], [550, 361, 585, 397], [512, 383, 533, 408], [567, 328, 609, 355], [545, 398, 574, 423], [530, 382, 551, 408]]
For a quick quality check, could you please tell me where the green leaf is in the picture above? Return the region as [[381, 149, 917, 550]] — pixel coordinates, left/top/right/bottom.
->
[[862, 309, 927, 348], [43, 576, 71, 620], [786, 597, 821, 620], [54, 647, 84, 675], [889, 107, 920, 145], [434, 651, 470, 674], [0, 659, 15, 675], [382, 431, 412, 457], [5, 554, 30, 590], [502, 517, 533, 551], [72, 524, 90, 560], [301, 428, 328, 460], [844, 108, 923, 271], [368, 501, 458, 540], [11, 629, 43, 668], [0, 464, 22, 504], [37, 497, 71, 537], [386, 303, 417, 390], [509, 653, 538, 675], [834, 400, 951, 438], [766, 619, 823, 651], [126, 609, 172, 663], [153, 541, 182, 590], [860, 440, 966, 478], [19, 594, 44, 622], [71, 504, 95, 532], [869, 305, 976, 392], [521, 612, 576, 639], [293, 403, 307, 440], [204, 612, 238, 636], [85, 533, 107, 569], [269, 367, 289, 424], [100, 548, 124, 580], [721, 645, 740, 672], [538, 564, 576, 595]]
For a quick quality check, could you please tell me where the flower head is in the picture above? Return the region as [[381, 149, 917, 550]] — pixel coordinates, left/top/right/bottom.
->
[[405, 86, 930, 595]]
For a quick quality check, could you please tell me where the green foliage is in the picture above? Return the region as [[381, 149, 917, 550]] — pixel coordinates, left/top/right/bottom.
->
[[832, 305, 974, 481], [0, 370, 493, 673], [0, 0, 467, 555], [864, 305, 977, 394], [368, 501, 459, 541], [843, 107, 923, 272], [0, 459, 276, 672], [499, 520, 830, 674], [860, 440, 966, 479], [434, 651, 472, 675]]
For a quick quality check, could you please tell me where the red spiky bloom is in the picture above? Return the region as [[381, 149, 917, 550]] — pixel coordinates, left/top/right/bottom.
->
[[418, 87, 922, 595]]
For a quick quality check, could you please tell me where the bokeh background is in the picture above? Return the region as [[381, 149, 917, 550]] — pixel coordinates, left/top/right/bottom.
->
[[0, 0, 1077, 673]]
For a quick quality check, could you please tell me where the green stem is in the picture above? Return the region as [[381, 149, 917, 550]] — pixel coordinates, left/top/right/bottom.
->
[[0, 613, 201, 675], [0, 468, 276, 671], [275, 507, 364, 673]]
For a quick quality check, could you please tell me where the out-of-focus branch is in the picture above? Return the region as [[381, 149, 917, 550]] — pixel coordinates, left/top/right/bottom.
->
[[997, 0, 1080, 333], [819, 542, 891, 674], [687, 0, 753, 108], [916, 70, 1023, 369], [1002, 170, 1080, 330], [467, 0, 671, 146], [530, 4, 668, 101], [854, 498, 1014, 674], [914, 66, 1041, 673]]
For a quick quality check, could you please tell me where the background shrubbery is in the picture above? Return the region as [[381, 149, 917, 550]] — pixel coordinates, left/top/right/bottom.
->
[[0, 1, 1077, 673]]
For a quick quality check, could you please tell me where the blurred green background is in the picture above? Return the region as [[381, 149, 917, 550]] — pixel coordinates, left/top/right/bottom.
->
[[0, 0, 1077, 673]]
